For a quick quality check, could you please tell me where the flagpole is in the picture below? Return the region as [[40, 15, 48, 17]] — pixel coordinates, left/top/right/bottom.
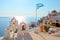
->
[[35, 3, 44, 26], [36, 7, 37, 22]]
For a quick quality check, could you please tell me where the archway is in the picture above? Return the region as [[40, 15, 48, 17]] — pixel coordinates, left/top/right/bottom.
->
[[20, 22, 26, 31]]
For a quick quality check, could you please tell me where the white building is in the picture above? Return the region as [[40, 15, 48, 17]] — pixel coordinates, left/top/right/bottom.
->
[[3, 16, 28, 40]]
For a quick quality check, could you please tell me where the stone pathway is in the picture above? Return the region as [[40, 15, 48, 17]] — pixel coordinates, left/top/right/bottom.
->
[[23, 32, 33, 40], [1, 30, 60, 40], [38, 32, 60, 40]]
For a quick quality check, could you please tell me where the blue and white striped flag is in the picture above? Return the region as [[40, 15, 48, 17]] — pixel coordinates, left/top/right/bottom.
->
[[36, 3, 44, 9]]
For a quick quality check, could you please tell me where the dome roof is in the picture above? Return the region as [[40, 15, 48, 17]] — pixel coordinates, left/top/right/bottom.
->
[[52, 10, 57, 13]]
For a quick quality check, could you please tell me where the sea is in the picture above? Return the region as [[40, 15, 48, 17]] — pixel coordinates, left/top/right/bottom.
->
[[0, 16, 40, 37]]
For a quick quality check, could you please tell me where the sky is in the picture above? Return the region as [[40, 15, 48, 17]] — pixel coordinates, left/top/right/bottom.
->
[[0, 0, 60, 17]]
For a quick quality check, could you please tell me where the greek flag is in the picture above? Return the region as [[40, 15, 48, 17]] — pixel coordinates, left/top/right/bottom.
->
[[36, 3, 44, 9]]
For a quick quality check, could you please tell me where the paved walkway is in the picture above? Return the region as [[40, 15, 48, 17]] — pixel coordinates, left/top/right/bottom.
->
[[28, 30, 60, 40], [1, 30, 60, 40], [29, 31, 44, 40], [39, 32, 60, 40], [23, 32, 33, 40]]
